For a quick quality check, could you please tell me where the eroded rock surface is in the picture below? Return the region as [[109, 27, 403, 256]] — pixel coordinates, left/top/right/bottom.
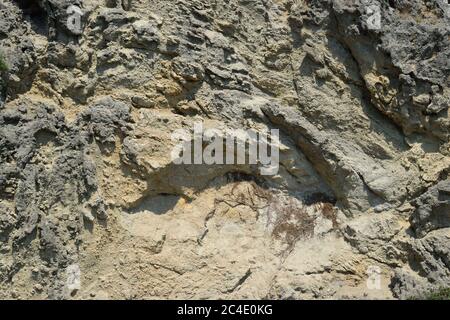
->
[[0, 0, 449, 299]]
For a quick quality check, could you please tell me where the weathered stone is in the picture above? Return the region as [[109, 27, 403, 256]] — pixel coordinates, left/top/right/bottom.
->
[[0, 0, 449, 300], [410, 180, 450, 238]]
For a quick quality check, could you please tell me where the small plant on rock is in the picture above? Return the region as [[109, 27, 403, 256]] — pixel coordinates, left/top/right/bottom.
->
[[413, 287, 450, 300], [271, 199, 316, 254], [0, 53, 7, 72]]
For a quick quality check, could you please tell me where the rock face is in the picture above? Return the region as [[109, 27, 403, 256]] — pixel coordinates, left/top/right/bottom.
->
[[0, 0, 448, 299]]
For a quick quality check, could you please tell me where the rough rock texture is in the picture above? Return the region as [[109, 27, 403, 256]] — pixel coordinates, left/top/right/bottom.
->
[[0, 0, 449, 299]]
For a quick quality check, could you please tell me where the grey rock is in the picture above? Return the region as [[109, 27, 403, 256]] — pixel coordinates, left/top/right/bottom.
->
[[410, 180, 450, 238]]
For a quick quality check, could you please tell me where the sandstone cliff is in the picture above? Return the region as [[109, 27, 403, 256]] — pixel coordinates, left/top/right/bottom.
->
[[0, 0, 449, 299]]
